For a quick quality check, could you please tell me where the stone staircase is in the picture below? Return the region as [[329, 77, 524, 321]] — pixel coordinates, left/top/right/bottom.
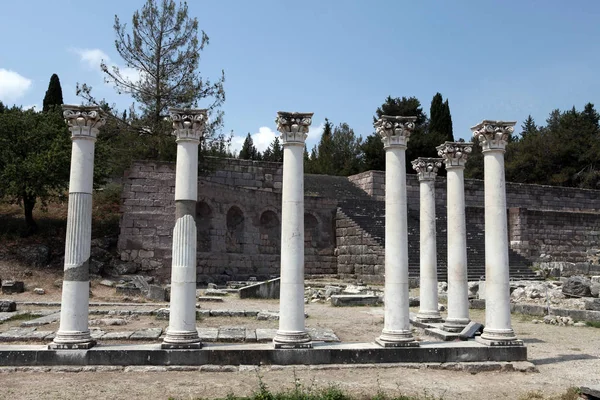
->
[[304, 174, 537, 281]]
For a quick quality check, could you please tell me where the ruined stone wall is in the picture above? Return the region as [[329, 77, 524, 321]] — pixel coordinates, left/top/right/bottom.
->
[[350, 170, 600, 212], [335, 208, 385, 284], [349, 170, 600, 264], [118, 160, 336, 283]]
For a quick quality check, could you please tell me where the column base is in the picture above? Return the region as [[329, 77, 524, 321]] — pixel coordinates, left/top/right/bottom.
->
[[50, 330, 96, 349], [475, 336, 523, 347], [376, 329, 419, 347], [416, 311, 443, 324], [477, 327, 520, 346], [162, 329, 202, 349], [443, 318, 470, 333], [273, 330, 312, 349]]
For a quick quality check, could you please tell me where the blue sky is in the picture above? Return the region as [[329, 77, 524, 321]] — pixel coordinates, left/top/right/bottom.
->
[[1, 0, 599, 154]]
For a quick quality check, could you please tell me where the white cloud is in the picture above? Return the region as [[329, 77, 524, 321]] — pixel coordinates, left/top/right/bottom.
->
[[72, 48, 141, 84], [0, 69, 32, 102], [73, 48, 110, 70], [23, 104, 40, 111], [231, 122, 326, 155]]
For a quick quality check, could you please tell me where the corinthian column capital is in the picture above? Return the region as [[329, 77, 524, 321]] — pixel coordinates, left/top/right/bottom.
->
[[169, 108, 207, 143], [275, 111, 313, 146], [471, 120, 516, 152], [62, 105, 105, 140], [436, 142, 473, 169], [412, 157, 443, 181], [375, 115, 416, 149]]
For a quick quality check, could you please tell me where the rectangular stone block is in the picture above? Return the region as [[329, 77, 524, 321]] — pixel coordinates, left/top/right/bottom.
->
[[1, 281, 24, 294]]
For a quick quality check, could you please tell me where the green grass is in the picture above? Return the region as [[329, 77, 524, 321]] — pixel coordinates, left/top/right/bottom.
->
[[0, 312, 38, 324], [169, 375, 444, 400], [585, 320, 600, 328]]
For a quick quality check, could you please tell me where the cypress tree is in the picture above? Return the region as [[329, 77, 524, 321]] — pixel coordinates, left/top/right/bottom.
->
[[314, 118, 335, 175], [429, 93, 454, 142], [42, 74, 64, 112]]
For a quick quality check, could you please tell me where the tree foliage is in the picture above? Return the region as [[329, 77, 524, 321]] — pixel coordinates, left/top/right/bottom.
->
[[42, 74, 64, 112], [262, 137, 283, 162], [239, 133, 260, 160], [77, 0, 227, 162], [306, 119, 362, 176], [0, 106, 71, 234], [429, 93, 453, 142]]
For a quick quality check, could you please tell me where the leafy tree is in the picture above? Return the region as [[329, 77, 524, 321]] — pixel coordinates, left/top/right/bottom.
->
[[42, 74, 64, 112], [361, 95, 441, 173], [77, 0, 226, 161], [239, 133, 260, 160], [331, 122, 362, 175], [0, 107, 71, 235], [312, 118, 335, 175]]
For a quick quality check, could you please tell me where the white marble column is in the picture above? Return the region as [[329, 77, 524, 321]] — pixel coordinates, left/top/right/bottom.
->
[[412, 157, 444, 323], [472, 120, 521, 345], [375, 116, 419, 347], [162, 108, 207, 349], [436, 142, 472, 333], [273, 111, 313, 349], [50, 106, 105, 349]]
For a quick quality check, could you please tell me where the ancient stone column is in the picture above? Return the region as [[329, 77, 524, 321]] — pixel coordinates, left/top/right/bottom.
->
[[412, 157, 444, 323], [375, 116, 419, 347], [50, 106, 105, 349], [436, 142, 472, 332], [472, 120, 521, 345], [273, 111, 313, 349], [162, 108, 207, 349]]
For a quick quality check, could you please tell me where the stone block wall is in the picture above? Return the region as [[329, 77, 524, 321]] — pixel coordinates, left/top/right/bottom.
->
[[335, 209, 385, 284], [119, 161, 337, 284], [201, 157, 283, 192]]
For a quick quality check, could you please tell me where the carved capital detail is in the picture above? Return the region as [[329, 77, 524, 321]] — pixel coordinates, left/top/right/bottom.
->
[[62, 105, 106, 139], [276, 111, 313, 145], [471, 120, 516, 152], [169, 107, 207, 143], [412, 157, 443, 181], [436, 142, 473, 168], [374, 115, 417, 149]]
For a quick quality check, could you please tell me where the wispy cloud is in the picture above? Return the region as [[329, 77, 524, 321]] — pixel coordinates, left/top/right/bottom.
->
[[0, 69, 32, 102], [71, 48, 141, 84], [230, 122, 325, 155]]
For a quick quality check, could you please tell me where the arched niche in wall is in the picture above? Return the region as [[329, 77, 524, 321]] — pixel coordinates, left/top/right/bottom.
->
[[258, 210, 280, 254], [196, 201, 213, 252], [226, 205, 245, 253], [304, 213, 320, 251]]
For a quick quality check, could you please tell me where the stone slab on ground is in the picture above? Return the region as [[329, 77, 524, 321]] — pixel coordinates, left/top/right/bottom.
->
[[255, 329, 278, 342], [459, 322, 484, 340], [584, 298, 600, 311], [217, 327, 246, 342], [204, 289, 229, 297], [330, 294, 381, 307], [308, 328, 340, 342], [238, 278, 280, 299], [102, 331, 134, 340], [0, 341, 528, 366], [0, 327, 37, 342], [115, 285, 142, 296], [245, 329, 257, 342], [580, 384, 600, 399], [1, 281, 24, 294], [424, 328, 462, 342], [0, 300, 16, 312], [90, 330, 106, 340], [197, 297, 224, 303], [0, 312, 17, 323], [146, 285, 166, 301], [21, 330, 54, 341], [130, 328, 163, 340], [197, 328, 219, 342], [20, 312, 60, 327]]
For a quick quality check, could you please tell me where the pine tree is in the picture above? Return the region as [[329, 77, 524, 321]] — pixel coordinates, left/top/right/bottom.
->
[[314, 118, 335, 175], [42, 74, 64, 112], [0, 101, 5, 114], [239, 133, 259, 160], [270, 137, 283, 162], [429, 93, 454, 142], [520, 115, 537, 138]]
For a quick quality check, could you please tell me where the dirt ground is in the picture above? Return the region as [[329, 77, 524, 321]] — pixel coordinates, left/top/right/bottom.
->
[[1, 268, 600, 400]]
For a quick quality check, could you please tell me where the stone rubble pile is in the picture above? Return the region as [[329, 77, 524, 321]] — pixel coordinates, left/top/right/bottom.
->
[[304, 284, 384, 304]]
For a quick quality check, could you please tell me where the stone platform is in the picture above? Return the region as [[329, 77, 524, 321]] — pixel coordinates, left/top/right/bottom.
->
[[0, 341, 527, 366]]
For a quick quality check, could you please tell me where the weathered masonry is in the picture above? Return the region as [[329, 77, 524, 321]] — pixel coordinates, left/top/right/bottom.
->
[[118, 157, 600, 284]]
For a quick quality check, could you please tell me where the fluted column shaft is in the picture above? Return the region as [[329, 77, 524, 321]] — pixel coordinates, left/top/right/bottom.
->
[[375, 116, 418, 347], [273, 111, 313, 349], [437, 142, 472, 333], [472, 120, 520, 345], [412, 158, 443, 323], [162, 108, 207, 349], [51, 106, 105, 349]]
